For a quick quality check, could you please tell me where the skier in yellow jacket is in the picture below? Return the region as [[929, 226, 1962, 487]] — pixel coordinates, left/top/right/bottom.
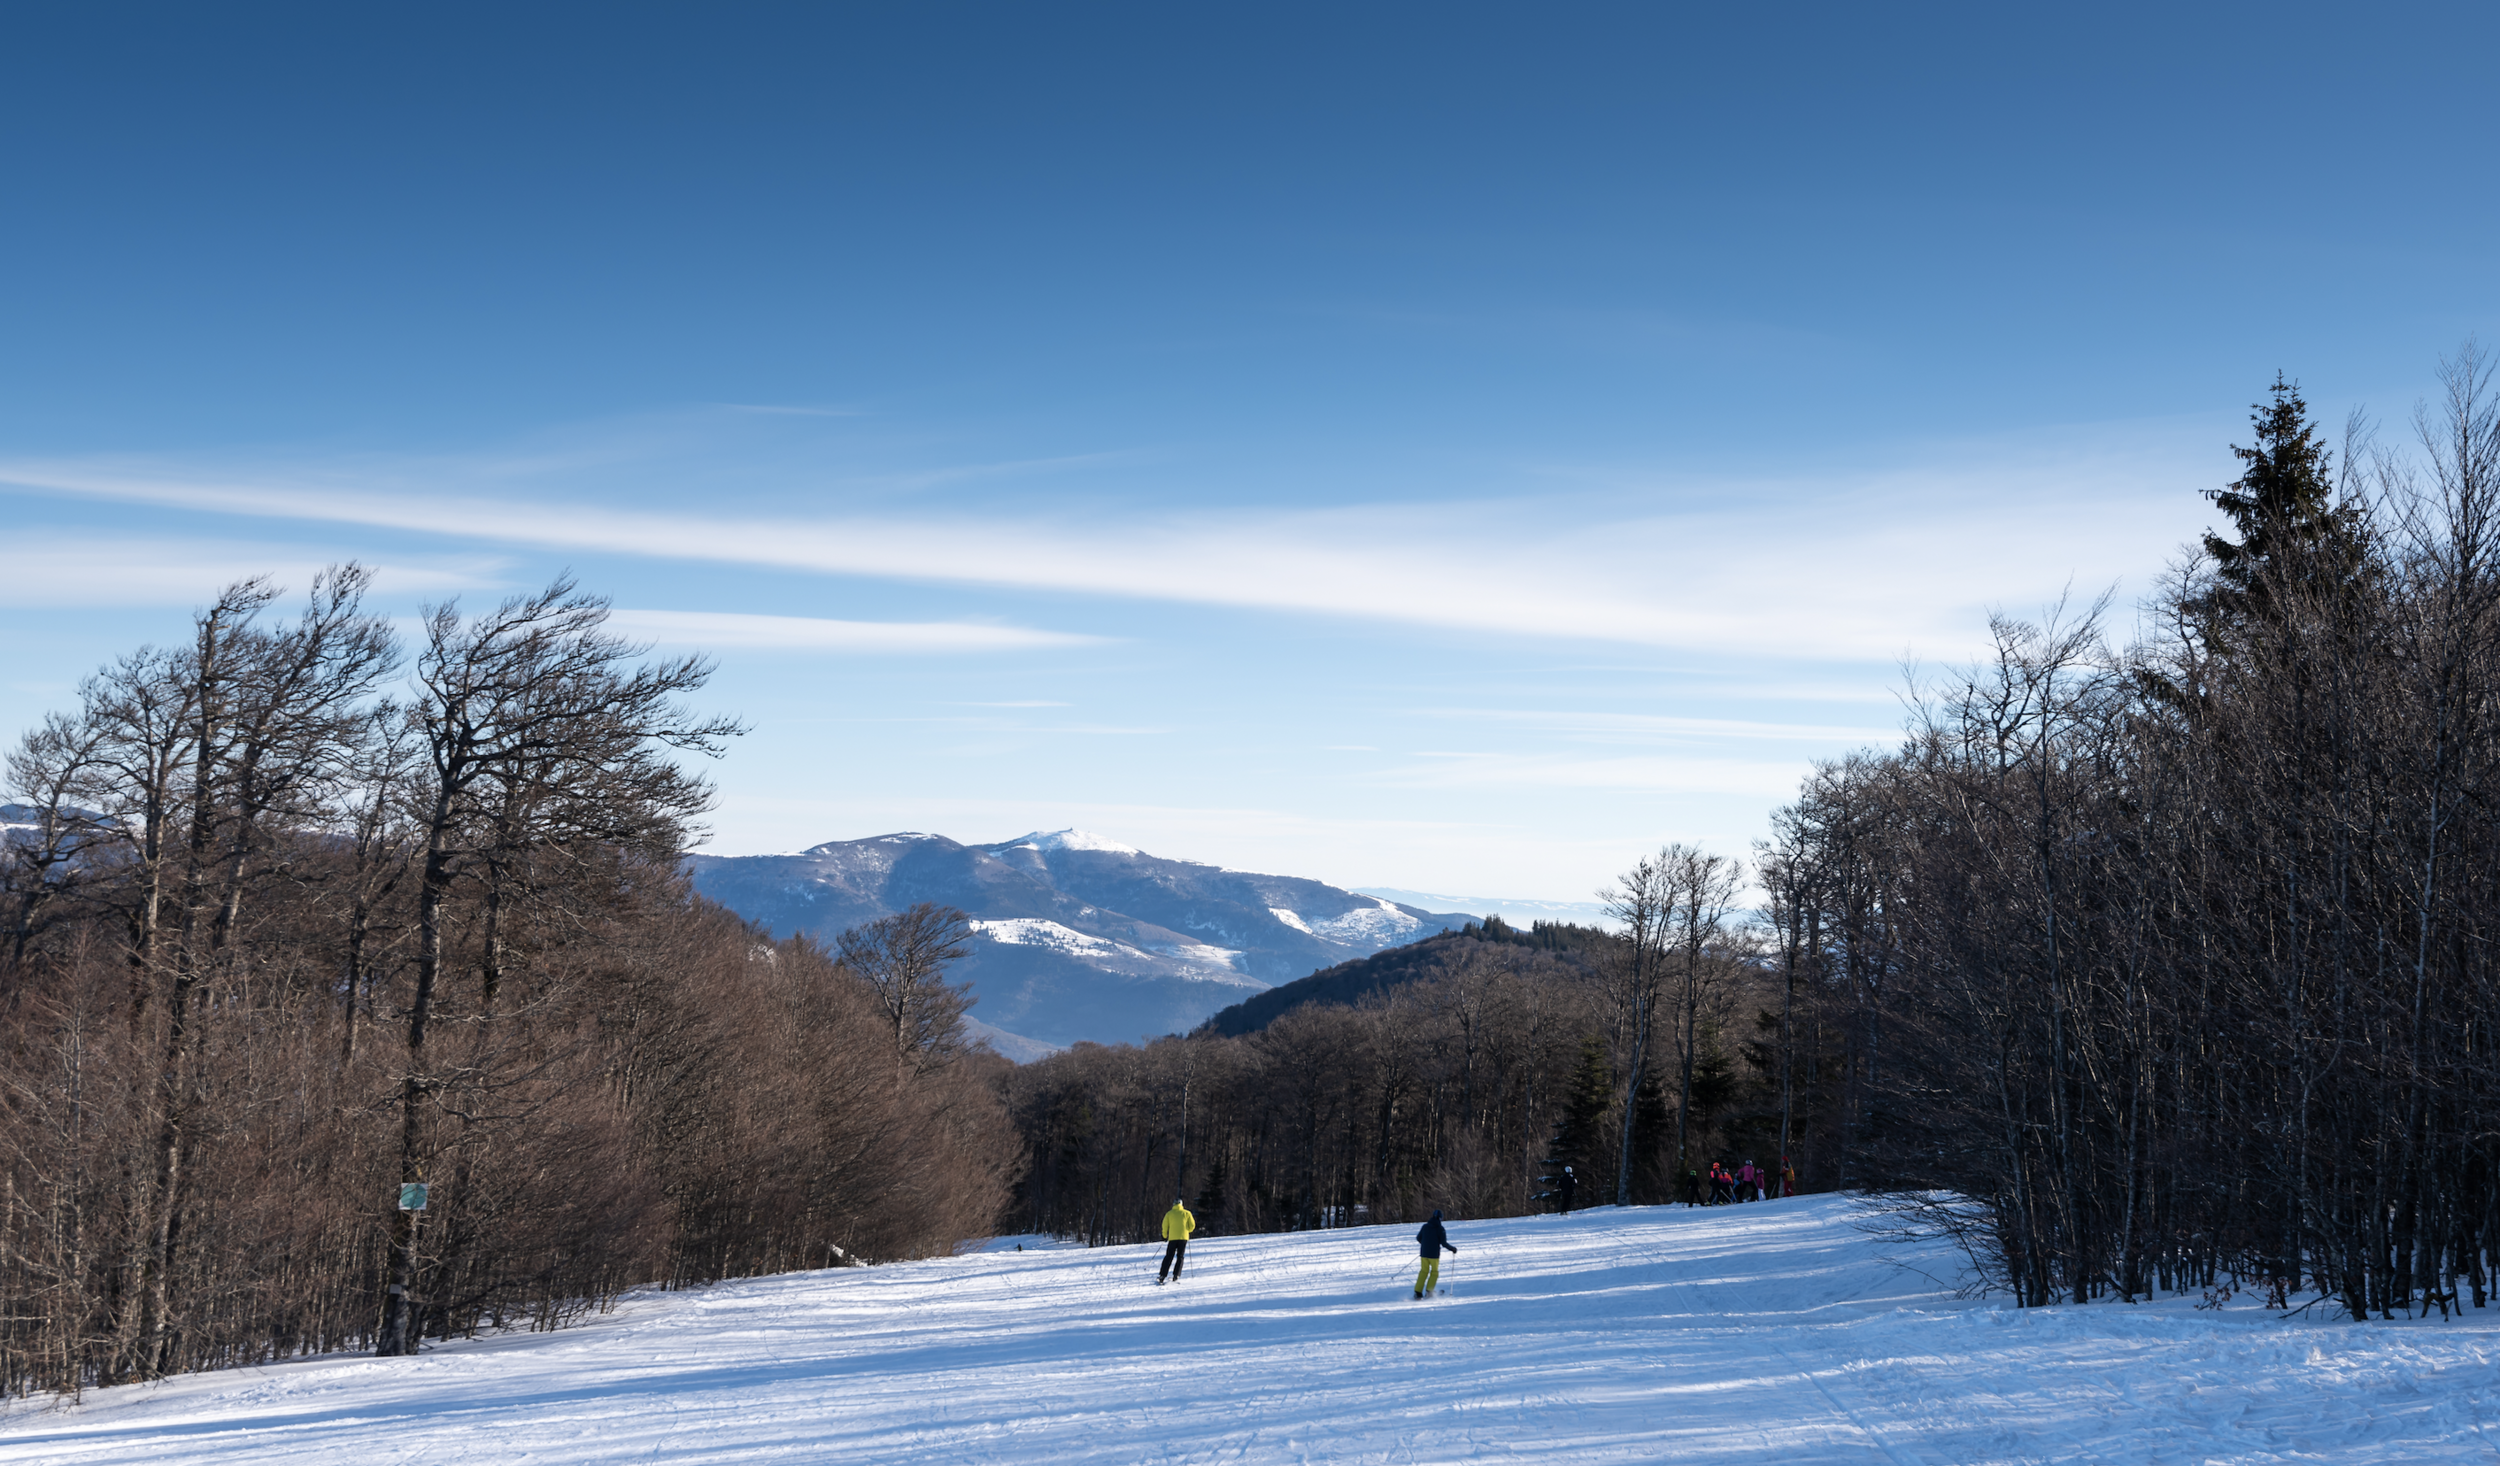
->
[[1156, 1199, 1195, 1284]]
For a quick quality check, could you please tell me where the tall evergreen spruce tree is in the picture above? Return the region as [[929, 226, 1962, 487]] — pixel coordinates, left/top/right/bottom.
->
[[1193, 1150, 1228, 1227], [1630, 1067, 1672, 1202], [1544, 1036, 1615, 1197], [2193, 375, 2370, 637]]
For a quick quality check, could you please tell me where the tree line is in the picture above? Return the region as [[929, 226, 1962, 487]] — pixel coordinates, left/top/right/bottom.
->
[[1761, 355, 2500, 1318], [1008, 353, 2500, 1331], [0, 575, 1018, 1396]]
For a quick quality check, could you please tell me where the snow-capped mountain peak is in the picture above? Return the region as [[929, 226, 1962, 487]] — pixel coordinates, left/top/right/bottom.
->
[[798, 831, 942, 856], [1006, 828, 1141, 855]]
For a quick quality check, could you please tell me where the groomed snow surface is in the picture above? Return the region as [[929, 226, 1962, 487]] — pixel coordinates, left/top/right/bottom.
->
[[10, 1196, 2500, 1463]]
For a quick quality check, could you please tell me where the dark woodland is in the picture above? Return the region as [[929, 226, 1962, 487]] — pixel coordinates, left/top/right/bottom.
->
[[0, 577, 1017, 1396], [1810, 356, 2500, 1320]]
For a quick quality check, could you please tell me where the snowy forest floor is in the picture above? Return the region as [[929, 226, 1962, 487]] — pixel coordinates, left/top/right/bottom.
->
[[8, 1194, 2500, 1463]]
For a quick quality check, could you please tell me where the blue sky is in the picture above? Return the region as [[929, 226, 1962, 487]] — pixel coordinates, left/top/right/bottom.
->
[[3, 3, 2494, 900]]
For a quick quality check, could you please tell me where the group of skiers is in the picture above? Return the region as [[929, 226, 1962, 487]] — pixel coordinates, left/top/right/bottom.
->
[[1549, 1157, 1799, 1214], [1684, 1158, 1794, 1206], [1153, 1198, 1459, 1299]]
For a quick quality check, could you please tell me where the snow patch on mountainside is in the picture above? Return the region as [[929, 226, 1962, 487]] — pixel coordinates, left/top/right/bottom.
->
[[1267, 906, 1313, 934], [1151, 941, 1249, 973], [1311, 898, 1422, 946], [968, 919, 1147, 960], [961, 1016, 1063, 1064]]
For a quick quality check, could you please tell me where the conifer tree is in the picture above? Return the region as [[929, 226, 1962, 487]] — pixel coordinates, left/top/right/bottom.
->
[[1542, 1036, 1614, 1197], [1193, 1150, 1228, 1228], [2193, 375, 2370, 637], [1630, 1067, 1672, 1202]]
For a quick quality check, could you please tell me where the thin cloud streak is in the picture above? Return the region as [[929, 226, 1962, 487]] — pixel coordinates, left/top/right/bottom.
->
[[1385, 751, 1817, 796], [1412, 707, 1904, 744], [811, 714, 1168, 734], [0, 444, 2205, 658], [1, 535, 504, 607], [603, 609, 1105, 654], [850, 448, 1148, 494]]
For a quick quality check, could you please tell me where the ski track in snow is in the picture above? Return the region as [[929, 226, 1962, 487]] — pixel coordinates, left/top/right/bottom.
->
[[9, 1197, 2500, 1463]]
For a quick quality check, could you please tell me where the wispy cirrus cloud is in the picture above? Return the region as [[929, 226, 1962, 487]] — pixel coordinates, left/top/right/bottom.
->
[[1383, 750, 1814, 796], [0, 536, 1100, 657], [603, 609, 1104, 654], [1, 534, 505, 607], [1410, 708, 1904, 745], [719, 403, 867, 418], [0, 422, 2213, 659]]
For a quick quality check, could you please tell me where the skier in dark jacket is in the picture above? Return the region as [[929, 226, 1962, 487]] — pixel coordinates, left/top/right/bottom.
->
[[1413, 1210, 1458, 1298], [1556, 1165, 1578, 1216]]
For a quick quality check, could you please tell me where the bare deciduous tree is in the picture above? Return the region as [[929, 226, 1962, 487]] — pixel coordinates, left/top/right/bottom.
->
[[1, 573, 1018, 1397], [835, 903, 976, 1076], [378, 577, 743, 1356]]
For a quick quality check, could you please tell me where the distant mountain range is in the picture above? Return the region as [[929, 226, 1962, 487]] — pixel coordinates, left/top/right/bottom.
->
[[685, 830, 1477, 1057], [1353, 887, 1613, 929]]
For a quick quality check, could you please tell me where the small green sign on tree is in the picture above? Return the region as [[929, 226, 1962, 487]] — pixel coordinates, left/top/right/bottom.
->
[[398, 1182, 429, 1212]]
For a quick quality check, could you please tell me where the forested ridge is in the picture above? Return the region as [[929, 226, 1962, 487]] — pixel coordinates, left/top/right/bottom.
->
[[1192, 915, 1611, 1038], [0, 576, 1017, 1396], [1010, 356, 2500, 1325]]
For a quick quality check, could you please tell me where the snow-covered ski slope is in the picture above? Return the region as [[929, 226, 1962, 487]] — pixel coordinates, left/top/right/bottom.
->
[[10, 1195, 2500, 1464]]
